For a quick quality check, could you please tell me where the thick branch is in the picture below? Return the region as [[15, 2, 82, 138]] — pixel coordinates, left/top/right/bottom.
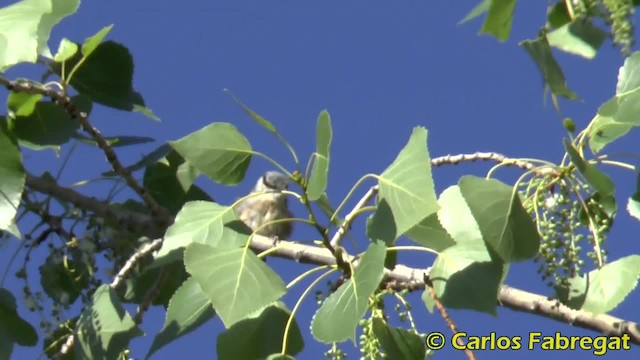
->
[[25, 164, 639, 350]]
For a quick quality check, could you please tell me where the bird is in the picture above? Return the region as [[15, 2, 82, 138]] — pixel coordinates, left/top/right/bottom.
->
[[234, 171, 294, 242]]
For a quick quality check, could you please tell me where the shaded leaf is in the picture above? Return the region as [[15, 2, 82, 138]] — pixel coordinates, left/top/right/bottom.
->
[[458, 176, 540, 262], [521, 36, 577, 99], [170, 122, 252, 185], [8, 100, 80, 149], [103, 143, 172, 176], [53, 41, 153, 117], [72, 133, 154, 148], [217, 303, 304, 359], [0, 287, 38, 359], [75, 285, 143, 359], [371, 318, 425, 360], [311, 241, 386, 343], [424, 185, 505, 314], [564, 140, 615, 198], [184, 243, 287, 328], [144, 150, 211, 214], [146, 277, 216, 359], [307, 110, 332, 201]]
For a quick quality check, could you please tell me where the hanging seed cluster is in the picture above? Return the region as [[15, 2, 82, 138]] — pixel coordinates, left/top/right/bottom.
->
[[519, 174, 610, 289]]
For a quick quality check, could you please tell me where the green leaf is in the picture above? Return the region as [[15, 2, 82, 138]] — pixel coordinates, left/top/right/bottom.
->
[[547, 20, 606, 59], [225, 90, 299, 166], [72, 133, 154, 148], [154, 201, 250, 267], [144, 150, 211, 214], [170, 122, 252, 185], [480, 0, 517, 42], [8, 99, 81, 149], [307, 110, 332, 201], [122, 261, 188, 308], [0, 0, 80, 71], [521, 36, 578, 99], [588, 52, 640, 152], [311, 241, 386, 343], [424, 185, 505, 314], [0, 288, 38, 359], [459, 0, 490, 25], [217, 303, 304, 359], [52, 37, 78, 62], [458, 176, 540, 262], [39, 250, 91, 306], [556, 255, 640, 313], [0, 121, 24, 238], [7, 92, 42, 116], [368, 127, 438, 243], [184, 243, 287, 328], [53, 41, 152, 115], [628, 172, 640, 221], [103, 143, 172, 176], [564, 139, 615, 198], [81, 24, 114, 57], [405, 212, 456, 252], [546, 1, 571, 29], [371, 318, 425, 360], [74, 285, 143, 359], [146, 277, 216, 359]]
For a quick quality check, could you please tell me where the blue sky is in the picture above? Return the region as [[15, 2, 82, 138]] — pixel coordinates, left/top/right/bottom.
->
[[4, 1, 640, 359]]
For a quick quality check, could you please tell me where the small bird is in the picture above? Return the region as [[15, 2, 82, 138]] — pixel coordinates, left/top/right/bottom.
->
[[234, 171, 294, 241]]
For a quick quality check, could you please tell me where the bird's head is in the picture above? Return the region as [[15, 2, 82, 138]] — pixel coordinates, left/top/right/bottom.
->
[[253, 171, 290, 193]]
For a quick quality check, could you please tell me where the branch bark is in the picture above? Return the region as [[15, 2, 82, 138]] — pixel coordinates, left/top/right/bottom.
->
[[25, 173, 640, 347]]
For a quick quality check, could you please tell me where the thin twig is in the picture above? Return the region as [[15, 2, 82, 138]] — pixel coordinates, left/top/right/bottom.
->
[[0, 76, 170, 227], [329, 185, 378, 248]]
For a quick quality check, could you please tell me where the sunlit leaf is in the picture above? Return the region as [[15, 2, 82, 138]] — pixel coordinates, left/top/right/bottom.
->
[[81, 24, 113, 57], [556, 255, 640, 313], [311, 241, 386, 342], [589, 52, 640, 152], [153, 201, 249, 267], [547, 20, 606, 59], [459, 0, 490, 25], [480, 0, 516, 42], [170, 122, 252, 185], [368, 127, 438, 243], [307, 110, 332, 201], [0, 0, 80, 71], [0, 121, 23, 237], [184, 243, 287, 328]]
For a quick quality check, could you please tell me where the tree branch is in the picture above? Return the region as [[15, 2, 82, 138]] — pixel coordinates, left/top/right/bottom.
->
[[25, 155, 639, 357]]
